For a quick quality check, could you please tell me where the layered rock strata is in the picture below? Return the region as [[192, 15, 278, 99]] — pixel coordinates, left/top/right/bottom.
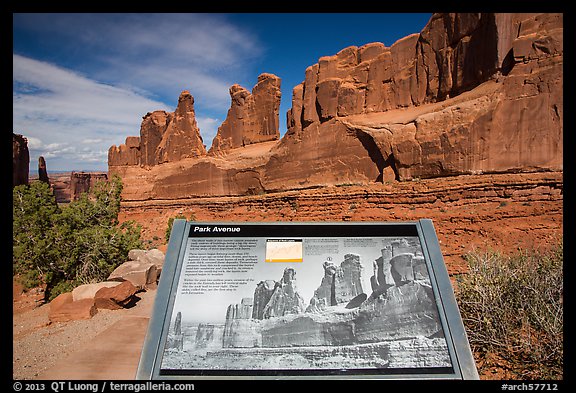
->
[[252, 280, 276, 320], [223, 268, 306, 348], [194, 323, 225, 350], [268, 13, 562, 189], [109, 13, 562, 200], [262, 267, 306, 319]]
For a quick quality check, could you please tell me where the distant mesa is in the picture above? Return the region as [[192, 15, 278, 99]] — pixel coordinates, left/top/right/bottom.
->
[[108, 13, 563, 201]]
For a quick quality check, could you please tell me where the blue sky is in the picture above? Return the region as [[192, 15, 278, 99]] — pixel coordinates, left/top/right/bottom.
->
[[13, 13, 432, 172]]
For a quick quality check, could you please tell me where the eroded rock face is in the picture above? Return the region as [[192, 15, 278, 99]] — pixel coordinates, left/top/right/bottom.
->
[[195, 323, 225, 349], [356, 281, 442, 343], [210, 73, 281, 155], [70, 172, 107, 200], [109, 91, 206, 168], [266, 12, 563, 188], [109, 13, 562, 200], [13, 133, 29, 187], [252, 280, 276, 320], [156, 91, 206, 163], [38, 156, 49, 184]]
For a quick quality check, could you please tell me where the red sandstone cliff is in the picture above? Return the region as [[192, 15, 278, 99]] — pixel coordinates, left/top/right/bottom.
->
[[13, 133, 29, 187], [268, 12, 562, 190], [109, 13, 562, 201], [210, 73, 282, 155], [109, 90, 205, 168]]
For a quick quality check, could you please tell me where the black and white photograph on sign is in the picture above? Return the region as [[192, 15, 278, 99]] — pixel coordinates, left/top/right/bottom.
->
[[159, 235, 453, 374]]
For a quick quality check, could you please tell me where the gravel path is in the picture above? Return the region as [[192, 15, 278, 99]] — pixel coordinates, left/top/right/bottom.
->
[[13, 289, 156, 380]]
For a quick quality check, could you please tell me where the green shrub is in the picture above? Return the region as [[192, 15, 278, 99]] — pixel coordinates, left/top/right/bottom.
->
[[455, 242, 563, 379], [166, 214, 187, 242], [13, 181, 60, 289], [13, 175, 143, 300]]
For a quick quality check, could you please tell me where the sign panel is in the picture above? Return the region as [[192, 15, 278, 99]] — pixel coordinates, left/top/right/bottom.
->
[[137, 220, 478, 380]]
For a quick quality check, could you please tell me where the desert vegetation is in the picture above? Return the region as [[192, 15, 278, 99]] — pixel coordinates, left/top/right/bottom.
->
[[456, 243, 563, 379], [13, 175, 142, 300]]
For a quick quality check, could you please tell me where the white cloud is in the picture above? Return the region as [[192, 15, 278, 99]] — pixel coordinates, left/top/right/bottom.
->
[[25, 136, 43, 150], [197, 116, 221, 150], [15, 14, 261, 111], [82, 138, 104, 144], [13, 54, 170, 171], [13, 13, 264, 171]]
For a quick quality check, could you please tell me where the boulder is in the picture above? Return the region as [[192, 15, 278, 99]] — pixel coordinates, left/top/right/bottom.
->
[[108, 260, 158, 289], [49, 294, 97, 323], [128, 248, 165, 277], [94, 280, 139, 310], [49, 292, 73, 312], [72, 281, 121, 302], [142, 249, 165, 272]]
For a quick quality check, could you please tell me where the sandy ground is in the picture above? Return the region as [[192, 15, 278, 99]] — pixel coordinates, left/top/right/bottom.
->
[[12, 282, 156, 380]]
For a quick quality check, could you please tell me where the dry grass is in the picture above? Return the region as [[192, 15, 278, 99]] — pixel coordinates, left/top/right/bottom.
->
[[455, 241, 563, 380]]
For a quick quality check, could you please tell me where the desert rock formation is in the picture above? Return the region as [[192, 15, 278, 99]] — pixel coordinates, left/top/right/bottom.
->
[[108, 90, 206, 168], [109, 13, 562, 201], [38, 156, 49, 184], [13, 133, 29, 187], [70, 172, 108, 201], [307, 254, 364, 312], [209, 73, 282, 155]]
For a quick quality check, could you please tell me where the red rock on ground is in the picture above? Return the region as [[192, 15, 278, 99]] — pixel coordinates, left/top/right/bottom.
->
[[94, 281, 139, 310], [49, 295, 97, 323]]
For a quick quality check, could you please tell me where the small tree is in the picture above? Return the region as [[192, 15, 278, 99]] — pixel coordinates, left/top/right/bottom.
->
[[13, 181, 60, 288], [13, 175, 143, 300]]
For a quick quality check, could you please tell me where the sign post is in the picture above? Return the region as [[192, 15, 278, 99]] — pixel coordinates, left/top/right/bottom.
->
[[137, 220, 478, 380]]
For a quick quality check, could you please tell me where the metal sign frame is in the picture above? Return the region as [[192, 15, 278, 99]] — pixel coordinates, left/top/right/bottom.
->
[[137, 219, 478, 380]]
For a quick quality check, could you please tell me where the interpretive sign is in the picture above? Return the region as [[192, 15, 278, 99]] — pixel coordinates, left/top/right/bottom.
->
[[137, 220, 478, 380]]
